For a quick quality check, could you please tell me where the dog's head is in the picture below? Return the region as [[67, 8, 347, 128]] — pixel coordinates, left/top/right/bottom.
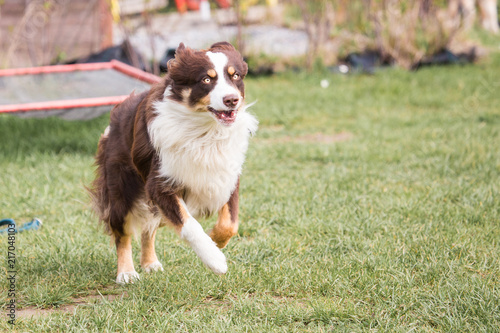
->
[[166, 42, 248, 126]]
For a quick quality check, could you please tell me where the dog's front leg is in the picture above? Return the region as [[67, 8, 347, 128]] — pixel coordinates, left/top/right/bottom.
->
[[146, 178, 227, 274], [177, 197, 228, 274], [141, 228, 164, 273], [210, 179, 239, 248]]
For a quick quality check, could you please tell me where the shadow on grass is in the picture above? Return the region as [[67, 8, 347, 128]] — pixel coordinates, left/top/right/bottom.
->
[[0, 114, 109, 158]]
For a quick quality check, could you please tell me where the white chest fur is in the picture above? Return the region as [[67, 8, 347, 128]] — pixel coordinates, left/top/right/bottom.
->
[[148, 97, 258, 217]]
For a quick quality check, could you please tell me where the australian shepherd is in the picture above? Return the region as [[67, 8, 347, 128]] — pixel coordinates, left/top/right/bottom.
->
[[89, 42, 258, 284]]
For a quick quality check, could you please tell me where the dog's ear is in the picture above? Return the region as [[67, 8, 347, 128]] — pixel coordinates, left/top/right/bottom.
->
[[242, 61, 249, 77], [168, 43, 189, 71], [209, 41, 236, 52], [177, 42, 186, 53]]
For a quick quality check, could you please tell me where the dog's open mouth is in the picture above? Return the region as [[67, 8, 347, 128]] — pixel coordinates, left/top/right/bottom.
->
[[208, 107, 237, 125]]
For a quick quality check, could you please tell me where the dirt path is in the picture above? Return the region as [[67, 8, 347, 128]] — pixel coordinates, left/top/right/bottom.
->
[[17, 292, 125, 320]]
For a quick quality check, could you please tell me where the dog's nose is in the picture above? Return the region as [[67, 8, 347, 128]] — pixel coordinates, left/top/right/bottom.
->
[[223, 94, 239, 108]]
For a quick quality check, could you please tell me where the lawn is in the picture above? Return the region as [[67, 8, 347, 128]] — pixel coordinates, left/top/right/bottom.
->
[[1, 52, 499, 332]]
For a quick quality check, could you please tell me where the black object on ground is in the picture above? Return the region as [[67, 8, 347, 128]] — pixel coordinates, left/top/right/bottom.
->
[[411, 48, 477, 70], [340, 50, 392, 74], [67, 41, 145, 71]]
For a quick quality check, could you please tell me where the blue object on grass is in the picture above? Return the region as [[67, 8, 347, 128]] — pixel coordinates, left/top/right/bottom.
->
[[0, 218, 15, 232], [0, 218, 42, 233]]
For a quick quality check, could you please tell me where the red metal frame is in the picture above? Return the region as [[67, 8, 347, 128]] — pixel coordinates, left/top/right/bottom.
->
[[0, 60, 161, 114], [174, 0, 230, 12]]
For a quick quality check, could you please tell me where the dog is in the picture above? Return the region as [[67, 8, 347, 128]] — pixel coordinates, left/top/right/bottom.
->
[[89, 42, 258, 284]]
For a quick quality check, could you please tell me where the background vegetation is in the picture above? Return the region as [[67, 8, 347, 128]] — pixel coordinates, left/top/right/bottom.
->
[[284, 0, 492, 70], [1, 36, 499, 330], [0, 26, 500, 332]]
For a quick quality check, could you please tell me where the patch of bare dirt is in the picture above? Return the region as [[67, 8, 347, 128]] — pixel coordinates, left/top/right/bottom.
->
[[17, 293, 124, 320]]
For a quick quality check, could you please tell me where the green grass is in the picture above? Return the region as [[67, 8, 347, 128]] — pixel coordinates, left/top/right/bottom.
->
[[1, 53, 499, 332]]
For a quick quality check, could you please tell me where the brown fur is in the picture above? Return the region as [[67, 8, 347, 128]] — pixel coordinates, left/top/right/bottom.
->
[[88, 42, 250, 281]]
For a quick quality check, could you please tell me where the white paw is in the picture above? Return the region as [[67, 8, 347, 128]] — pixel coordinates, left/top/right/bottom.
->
[[116, 271, 140, 284], [202, 245, 228, 275], [191, 240, 228, 275], [181, 217, 228, 275], [143, 260, 164, 273]]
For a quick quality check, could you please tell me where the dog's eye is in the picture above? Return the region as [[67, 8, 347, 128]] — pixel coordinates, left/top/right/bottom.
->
[[232, 73, 240, 80], [202, 77, 211, 84]]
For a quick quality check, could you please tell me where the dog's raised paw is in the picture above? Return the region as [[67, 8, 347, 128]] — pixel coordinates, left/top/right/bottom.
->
[[197, 240, 228, 275], [116, 271, 140, 284], [181, 217, 228, 275], [143, 260, 164, 273], [206, 250, 228, 275]]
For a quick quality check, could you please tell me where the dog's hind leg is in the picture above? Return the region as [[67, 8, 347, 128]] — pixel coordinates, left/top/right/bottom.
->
[[209, 180, 239, 248], [115, 206, 143, 284], [115, 233, 139, 284]]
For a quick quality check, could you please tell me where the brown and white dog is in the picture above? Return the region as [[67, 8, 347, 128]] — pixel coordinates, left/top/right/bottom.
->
[[89, 42, 258, 284]]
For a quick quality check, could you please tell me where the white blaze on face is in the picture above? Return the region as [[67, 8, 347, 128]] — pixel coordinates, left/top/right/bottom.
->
[[206, 51, 242, 111]]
